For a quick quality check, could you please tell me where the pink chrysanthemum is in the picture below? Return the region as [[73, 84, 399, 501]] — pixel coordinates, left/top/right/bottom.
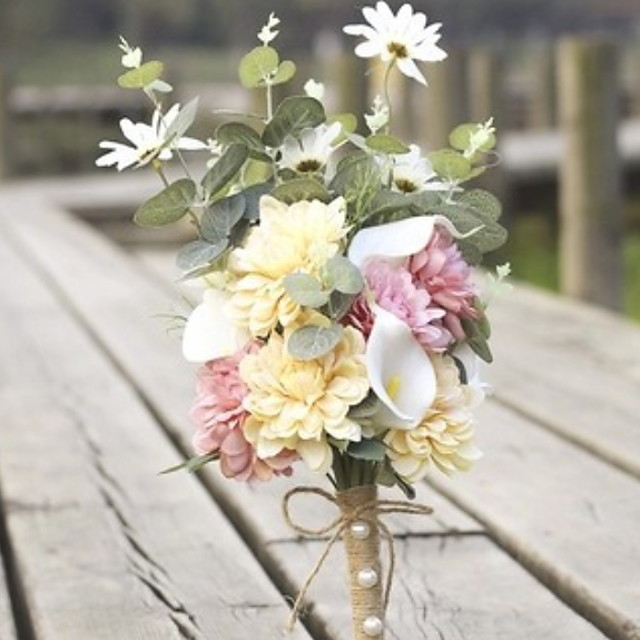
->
[[361, 259, 452, 351], [408, 230, 478, 341], [190, 344, 297, 481]]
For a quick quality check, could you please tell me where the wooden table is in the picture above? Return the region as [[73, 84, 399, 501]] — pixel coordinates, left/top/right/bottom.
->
[[1, 175, 639, 640]]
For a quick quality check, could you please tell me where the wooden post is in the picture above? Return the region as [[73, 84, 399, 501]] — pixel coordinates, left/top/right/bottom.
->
[[557, 38, 624, 310], [0, 65, 10, 178], [335, 53, 369, 133], [528, 44, 557, 130], [420, 47, 467, 150]]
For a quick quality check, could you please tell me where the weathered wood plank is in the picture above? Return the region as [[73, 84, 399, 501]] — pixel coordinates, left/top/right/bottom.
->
[[0, 189, 618, 636], [427, 400, 640, 640], [276, 536, 606, 640], [0, 556, 17, 639], [0, 227, 312, 639], [488, 283, 640, 480]]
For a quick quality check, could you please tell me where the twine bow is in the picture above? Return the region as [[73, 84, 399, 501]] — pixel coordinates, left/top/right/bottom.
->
[[282, 485, 433, 632]]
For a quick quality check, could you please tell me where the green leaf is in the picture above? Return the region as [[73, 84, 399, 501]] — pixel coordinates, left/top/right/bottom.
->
[[459, 189, 503, 221], [270, 60, 296, 86], [270, 177, 330, 204], [202, 143, 248, 199], [457, 239, 483, 265], [201, 194, 246, 243], [287, 323, 343, 361], [324, 255, 364, 295], [216, 122, 269, 161], [327, 290, 357, 321], [241, 180, 275, 221], [348, 393, 381, 420], [365, 134, 410, 155], [461, 317, 493, 363], [117, 60, 164, 89], [238, 46, 279, 88], [176, 239, 229, 272], [163, 98, 199, 144], [283, 273, 329, 308], [262, 96, 326, 148], [428, 149, 473, 181], [328, 113, 358, 143], [159, 452, 220, 475], [449, 123, 496, 154], [347, 439, 386, 462], [133, 179, 196, 227]]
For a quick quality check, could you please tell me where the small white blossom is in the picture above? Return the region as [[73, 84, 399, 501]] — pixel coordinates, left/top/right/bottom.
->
[[96, 104, 206, 171], [463, 118, 496, 159], [481, 262, 514, 305], [364, 95, 389, 134], [304, 79, 325, 101], [344, 1, 447, 85], [205, 137, 224, 169], [257, 13, 281, 45], [391, 144, 446, 194], [118, 36, 142, 69], [280, 122, 342, 174]]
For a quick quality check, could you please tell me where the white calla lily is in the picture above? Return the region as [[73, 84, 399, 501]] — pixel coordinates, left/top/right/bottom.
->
[[348, 215, 469, 269], [366, 306, 436, 429], [182, 289, 250, 363]]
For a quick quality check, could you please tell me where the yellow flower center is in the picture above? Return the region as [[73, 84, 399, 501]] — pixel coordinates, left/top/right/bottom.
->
[[394, 178, 418, 193], [296, 158, 323, 173], [388, 42, 409, 59], [386, 375, 402, 400]]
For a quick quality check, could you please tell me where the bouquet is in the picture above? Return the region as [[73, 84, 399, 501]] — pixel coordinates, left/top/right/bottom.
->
[[97, 3, 510, 638]]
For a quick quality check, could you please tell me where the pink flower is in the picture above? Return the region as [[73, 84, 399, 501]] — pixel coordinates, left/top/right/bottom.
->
[[408, 230, 478, 341], [190, 344, 297, 481]]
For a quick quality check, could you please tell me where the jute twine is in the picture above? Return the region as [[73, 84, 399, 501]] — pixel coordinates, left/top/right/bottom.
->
[[282, 485, 432, 638]]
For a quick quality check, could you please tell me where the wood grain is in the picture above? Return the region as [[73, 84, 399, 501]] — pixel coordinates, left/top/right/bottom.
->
[[0, 558, 17, 639], [0, 189, 620, 637], [0, 225, 312, 639]]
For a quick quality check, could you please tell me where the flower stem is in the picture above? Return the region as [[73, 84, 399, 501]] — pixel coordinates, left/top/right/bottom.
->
[[383, 60, 397, 134]]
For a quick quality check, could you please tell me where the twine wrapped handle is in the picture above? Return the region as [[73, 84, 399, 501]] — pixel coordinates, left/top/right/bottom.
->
[[282, 485, 432, 634]]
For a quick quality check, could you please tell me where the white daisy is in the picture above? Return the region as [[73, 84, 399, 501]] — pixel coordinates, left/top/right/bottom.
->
[[391, 144, 446, 193], [343, 2, 447, 85], [96, 104, 206, 171], [280, 122, 342, 174]]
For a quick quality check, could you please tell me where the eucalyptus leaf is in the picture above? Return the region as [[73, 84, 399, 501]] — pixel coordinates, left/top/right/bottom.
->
[[163, 97, 199, 144], [216, 122, 269, 161], [328, 290, 357, 321], [271, 60, 297, 85], [328, 113, 358, 142], [459, 189, 503, 221], [117, 60, 164, 89], [283, 273, 330, 308], [159, 452, 220, 475], [449, 123, 496, 154], [262, 96, 326, 148], [324, 255, 364, 295], [428, 149, 473, 182], [176, 238, 229, 272], [348, 393, 381, 420], [287, 323, 343, 361], [242, 181, 275, 221], [201, 194, 246, 243], [133, 179, 196, 227], [201, 143, 248, 199], [270, 177, 330, 204], [366, 133, 410, 155], [238, 46, 279, 88], [347, 439, 386, 462]]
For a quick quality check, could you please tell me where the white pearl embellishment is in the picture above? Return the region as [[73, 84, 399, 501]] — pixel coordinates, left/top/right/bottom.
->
[[362, 616, 383, 636], [357, 568, 379, 589], [350, 521, 371, 540]]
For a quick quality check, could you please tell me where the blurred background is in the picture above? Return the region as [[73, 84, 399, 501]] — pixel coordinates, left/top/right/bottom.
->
[[1, 0, 639, 319]]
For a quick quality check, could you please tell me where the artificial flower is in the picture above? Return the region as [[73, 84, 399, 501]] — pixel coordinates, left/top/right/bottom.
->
[[257, 12, 281, 45], [240, 328, 369, 472], [384, 353, 483, 480], [343, 1, 447, 85], [190, 346, 297, 481], [408, 228, 478, 341], [364, 95, 390, 134], [228, 195, 349, 337], [118, 36, 142, 68], [96, 104, 206, 171], [280, 122, 342, 175], [365, 306, 437, 430], [391, 144, 446, 193], [304, 79, 325, 101], [182, 288, 252, 363]]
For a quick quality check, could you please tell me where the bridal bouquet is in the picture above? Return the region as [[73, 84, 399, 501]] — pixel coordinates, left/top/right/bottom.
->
[[97, 3, 509, 637]]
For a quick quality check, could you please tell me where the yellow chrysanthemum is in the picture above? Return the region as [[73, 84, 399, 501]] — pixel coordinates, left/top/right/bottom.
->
[[228, 195, 349, 337], [384, 354, 483, 480], [240, 327, 370, 472]]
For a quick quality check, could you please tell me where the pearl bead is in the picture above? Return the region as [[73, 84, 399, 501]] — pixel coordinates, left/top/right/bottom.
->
[[362, 616, 383, 636], [350, 521, 371, 540], [357, 567, 379, 589]]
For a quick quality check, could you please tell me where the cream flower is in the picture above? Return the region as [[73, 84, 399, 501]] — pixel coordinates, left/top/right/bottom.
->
[[240, 328, 370, 472], [228, 196, 349, 337], [384, 354, 483, 480], [392, 144, 446, 194], [343, 2, 447, 86]]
